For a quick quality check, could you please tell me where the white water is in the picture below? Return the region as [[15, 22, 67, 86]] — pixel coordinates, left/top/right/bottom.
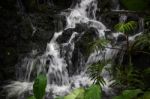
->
[[5, 0, 124, 98]]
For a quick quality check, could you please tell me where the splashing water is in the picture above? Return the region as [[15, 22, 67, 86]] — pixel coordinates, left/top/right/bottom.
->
[[5, 0, 122, 98]]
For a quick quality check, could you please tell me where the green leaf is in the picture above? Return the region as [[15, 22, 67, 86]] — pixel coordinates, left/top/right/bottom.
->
[[33, 74, 47, 99], [64, 88, 85, 99], [114, 21, 137, 34], [27, 96, 36, 99], [89, 38, 109, 53], [87, 61, 106, 86], [55, 96, 64, 99], [84, 84, 102, 99]]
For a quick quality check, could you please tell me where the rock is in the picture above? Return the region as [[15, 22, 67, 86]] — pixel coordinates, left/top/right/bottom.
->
[[74, 23, 88, 33], [56, 28, 74, 44], [52, 0, 72, 9], [117, 34, 126, 42]]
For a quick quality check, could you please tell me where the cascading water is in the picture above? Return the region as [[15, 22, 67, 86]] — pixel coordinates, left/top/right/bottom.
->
[[5, 0, 129, 98]]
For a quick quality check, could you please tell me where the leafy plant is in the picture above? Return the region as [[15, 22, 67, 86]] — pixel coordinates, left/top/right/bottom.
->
[[87, 61, 106, 86], [114, 21, 137, 34], [132, 33, 150, 50], [112, 65, 144, 89], [55, 84, 102, 99], [27, 96, 36, 99], [115, 21, 137, 65], [89, 38, 109, 53], [113, 89, 142, 99], [63, 88, 84, 99], [28, 73, 47, 99], [84, 84, 102, 99]]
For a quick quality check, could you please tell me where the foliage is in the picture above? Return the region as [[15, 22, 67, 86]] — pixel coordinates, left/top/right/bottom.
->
[[87, 61, 106, 86], [55, 84, 102, 99], [142, 91, 150, 99], [27, 96, 36, 99], [112, 65, 144, 89], [113, 89, 150, 99], [89, 38, 109, 53], [114, 21, 137, 34], [63, 88, 85, 99], [132, 33, 150, 50], [113, 89, 142, 99], [32, 74, 47, 99], [84, 84, 102, 99], [121, 0, 150, 11]]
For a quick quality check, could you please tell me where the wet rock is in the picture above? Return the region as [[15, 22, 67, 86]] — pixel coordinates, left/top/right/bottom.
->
[[75, 27, 99, 56], [117, 34, 126, 42], [70, 27, 99, 75], [56, 28, 74, 44], [74, 23, 88, 33]]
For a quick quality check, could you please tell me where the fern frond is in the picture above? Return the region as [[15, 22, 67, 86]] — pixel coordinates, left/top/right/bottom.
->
[[89, 38, 109, 53], [114, 21, 137, 34], [132, 33, 150, 50], [87, 61, 106, 86]]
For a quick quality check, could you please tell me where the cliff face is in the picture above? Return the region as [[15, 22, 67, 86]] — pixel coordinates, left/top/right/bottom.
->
[[0, 0, 75, 91]]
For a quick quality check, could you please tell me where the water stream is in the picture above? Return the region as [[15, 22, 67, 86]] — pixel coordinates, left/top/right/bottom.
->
[[5, 0, 142, 98]]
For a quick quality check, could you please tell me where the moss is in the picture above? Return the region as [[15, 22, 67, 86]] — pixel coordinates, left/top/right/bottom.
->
[[121, 0, 150, 11]]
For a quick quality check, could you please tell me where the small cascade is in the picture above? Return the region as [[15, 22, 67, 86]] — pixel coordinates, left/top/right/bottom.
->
[[5, 0, 136, 98], [138, 17, 145, 32]]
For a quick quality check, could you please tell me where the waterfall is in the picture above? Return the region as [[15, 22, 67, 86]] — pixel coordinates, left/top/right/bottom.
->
[[5, 0, 122, 98]]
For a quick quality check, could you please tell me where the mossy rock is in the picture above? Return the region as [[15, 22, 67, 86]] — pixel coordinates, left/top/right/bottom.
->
[[120, 0, 150, 11]]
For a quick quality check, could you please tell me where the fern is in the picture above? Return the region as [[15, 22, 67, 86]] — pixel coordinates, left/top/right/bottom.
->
[[132, 33, 150, 50], [114, 21, 137, 34], [112, 65, 144, 89], [113, 89, 142, 99], [89, 38, 109, 53], [87, 61, 106, 86]]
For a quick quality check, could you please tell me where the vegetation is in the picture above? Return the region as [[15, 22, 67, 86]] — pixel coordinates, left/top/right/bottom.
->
[[2, 0, 150, 99], [28, 74, 47, 99], [87, 61, 106, 86], [55, 84, 102, 99]]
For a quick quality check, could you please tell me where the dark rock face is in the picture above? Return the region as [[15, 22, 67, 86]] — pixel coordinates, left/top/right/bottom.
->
[[52, 0, 72, 9], [0, 0, 58, 98], [57, 28, 74, 43], [56, 23, 88, 44], [70, 27, 99, 75]]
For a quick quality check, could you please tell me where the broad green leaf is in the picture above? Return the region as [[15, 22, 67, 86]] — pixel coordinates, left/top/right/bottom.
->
[[84, 84, 102, 99], [27, 96, 36, 99], [55, 96, 64, 99], [33, 74, 47, 99], [64, 88, 85, 99]]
